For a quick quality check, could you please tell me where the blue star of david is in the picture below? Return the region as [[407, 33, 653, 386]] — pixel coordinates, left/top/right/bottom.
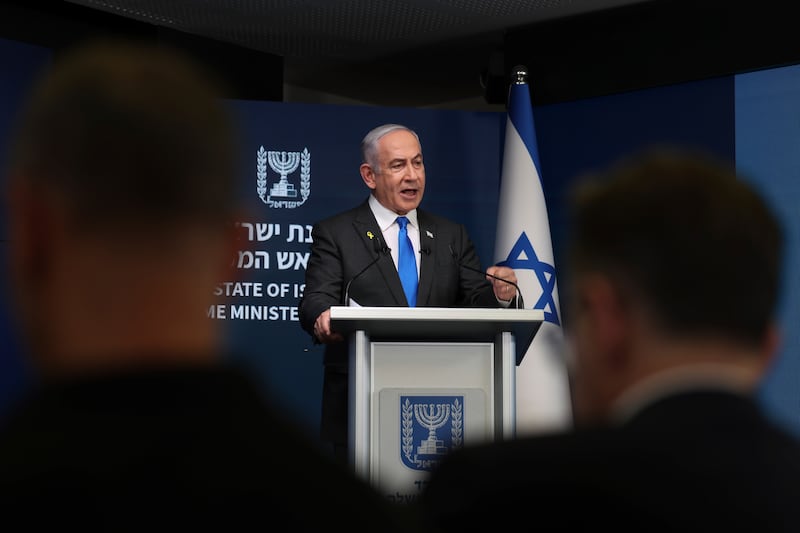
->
[[497, 231, 560, 326]]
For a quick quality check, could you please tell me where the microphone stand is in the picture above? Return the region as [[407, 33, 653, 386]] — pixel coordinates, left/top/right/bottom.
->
[[448, 244, 522, 309]]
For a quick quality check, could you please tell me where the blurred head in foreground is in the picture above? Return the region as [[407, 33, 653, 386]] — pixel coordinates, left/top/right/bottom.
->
[[564, 147, 784, 425], [5, 39, 239, 378]]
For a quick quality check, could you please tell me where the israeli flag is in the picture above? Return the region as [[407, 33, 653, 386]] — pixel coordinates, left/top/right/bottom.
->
[[494, 67, 573, 434]]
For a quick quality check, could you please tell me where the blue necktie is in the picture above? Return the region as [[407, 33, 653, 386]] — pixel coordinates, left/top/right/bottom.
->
[[396, 216, 418, 307]]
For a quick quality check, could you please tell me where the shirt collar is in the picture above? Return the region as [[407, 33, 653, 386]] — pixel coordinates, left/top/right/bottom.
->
[[368, 194, 418, 231], [610, 362, 758, 425]]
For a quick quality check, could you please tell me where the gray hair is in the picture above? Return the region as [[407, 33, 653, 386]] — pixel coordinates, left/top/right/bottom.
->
[[360, 123, 421, 169]]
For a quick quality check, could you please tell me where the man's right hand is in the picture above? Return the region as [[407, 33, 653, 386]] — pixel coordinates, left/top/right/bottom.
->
[[313, 308, 344, 344]]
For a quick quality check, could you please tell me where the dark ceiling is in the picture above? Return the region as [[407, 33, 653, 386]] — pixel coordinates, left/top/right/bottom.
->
[[3, 1, 799, 110], [62, 0, 649, 109]]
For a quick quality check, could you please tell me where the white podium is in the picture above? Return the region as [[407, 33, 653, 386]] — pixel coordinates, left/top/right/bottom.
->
[[329, 306, 543, 502]]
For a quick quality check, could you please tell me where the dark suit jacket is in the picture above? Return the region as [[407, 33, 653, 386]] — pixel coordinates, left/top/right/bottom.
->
[[298, 198, 510, 445], [419, 390, 800, 532], [0, 363, 413, 532]]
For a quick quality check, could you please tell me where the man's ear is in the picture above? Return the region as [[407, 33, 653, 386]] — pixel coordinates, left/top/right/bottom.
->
[[360, 163, 377, 190]]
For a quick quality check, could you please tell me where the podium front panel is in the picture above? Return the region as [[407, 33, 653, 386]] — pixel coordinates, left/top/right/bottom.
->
[[368, 341, 495, 499]]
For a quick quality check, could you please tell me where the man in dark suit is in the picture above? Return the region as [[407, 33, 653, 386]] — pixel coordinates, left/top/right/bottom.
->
[[418, 148, 800, 531], [0, 40, 412, 531], [298, 123, 520, 463]]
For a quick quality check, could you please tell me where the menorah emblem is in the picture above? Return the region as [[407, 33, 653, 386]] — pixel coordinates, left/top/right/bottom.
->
[[400, 395, 464, 471], [413, 402, 450, 455], [267, 150, 299, 198], [255, 146, 311, 208]]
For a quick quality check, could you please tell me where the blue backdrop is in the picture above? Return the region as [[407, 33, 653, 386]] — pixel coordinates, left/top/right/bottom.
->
[[1, 37, 798, 442], [735, 66, 800, 436]]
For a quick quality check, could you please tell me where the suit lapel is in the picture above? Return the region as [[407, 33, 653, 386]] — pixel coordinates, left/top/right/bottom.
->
[[352, 201, 407, 306], [417, 212, 437, 306]]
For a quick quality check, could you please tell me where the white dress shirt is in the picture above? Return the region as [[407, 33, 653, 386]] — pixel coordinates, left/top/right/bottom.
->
[[368, 194, 421, 278]]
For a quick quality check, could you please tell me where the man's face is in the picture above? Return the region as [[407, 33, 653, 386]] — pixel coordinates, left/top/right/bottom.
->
[[564, 273, 626, 425], [361, 129, 425, 215], [566, 299, 605, 424]]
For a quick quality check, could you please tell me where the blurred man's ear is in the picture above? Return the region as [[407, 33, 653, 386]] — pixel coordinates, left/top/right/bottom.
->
[[759, 322, 783, 375], [221, 216, 247, 283], [6, 179, 58, 288]]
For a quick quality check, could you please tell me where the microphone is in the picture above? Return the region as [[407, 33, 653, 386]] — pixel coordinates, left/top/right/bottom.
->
[[448, 244, 522, 309], [343, 235, 390, 305], [420, 246, 431, 255]]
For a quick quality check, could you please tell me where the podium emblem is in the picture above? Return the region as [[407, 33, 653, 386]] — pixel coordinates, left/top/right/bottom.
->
[[400, 395, 464, 471]]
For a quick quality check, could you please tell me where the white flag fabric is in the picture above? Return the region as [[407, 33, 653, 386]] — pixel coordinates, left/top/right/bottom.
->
[[494, 71, 573, 435]]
